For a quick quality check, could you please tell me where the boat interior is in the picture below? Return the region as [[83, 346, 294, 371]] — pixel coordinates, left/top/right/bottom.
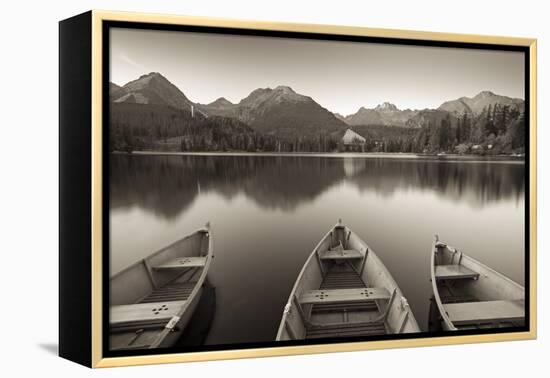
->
[[279, 224, 418, 340], [109, 229, 210, 350], [432, 240, 525, 330]]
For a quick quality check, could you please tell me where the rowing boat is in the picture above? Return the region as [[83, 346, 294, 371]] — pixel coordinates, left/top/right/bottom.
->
[[276, 220, 420, 340], [429, 235, 524, 331], [109, 223, 213, 350]]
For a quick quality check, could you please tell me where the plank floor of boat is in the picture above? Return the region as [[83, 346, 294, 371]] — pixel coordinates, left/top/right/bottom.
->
[[140, 282, 196, 303], [307, 263, 385, 338], [437, 281, 479, 304], [139, 268, 201, 304]]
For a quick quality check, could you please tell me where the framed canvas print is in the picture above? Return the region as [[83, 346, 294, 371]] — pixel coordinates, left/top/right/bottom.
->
[[59, 10, 537, 368]]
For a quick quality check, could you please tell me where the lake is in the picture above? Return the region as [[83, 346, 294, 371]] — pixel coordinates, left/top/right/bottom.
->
[[109, 153, 525, 345]]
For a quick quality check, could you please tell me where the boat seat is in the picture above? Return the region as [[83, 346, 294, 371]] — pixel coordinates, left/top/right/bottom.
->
[[319, 249, 362, 260], [443, 300, 524, 326], [312, 301, 378, 314], [110, 300, 186, 326], [153, 256, 207, 270], [435, 265, 479, 280], [299, 287, 391, 305]]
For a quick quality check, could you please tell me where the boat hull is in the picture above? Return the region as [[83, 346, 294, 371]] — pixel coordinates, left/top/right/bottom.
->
[[277, 221, 420, 341], [109, 224, 213, 350], [430, 237, 524, 331]]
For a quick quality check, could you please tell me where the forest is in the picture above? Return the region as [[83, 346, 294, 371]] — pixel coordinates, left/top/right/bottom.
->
[[348, 104, 525, 155], [110, 102, 525, 155]]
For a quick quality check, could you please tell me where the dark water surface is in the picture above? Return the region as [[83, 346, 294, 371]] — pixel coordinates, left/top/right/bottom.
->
[[110, 154, 525, 345]]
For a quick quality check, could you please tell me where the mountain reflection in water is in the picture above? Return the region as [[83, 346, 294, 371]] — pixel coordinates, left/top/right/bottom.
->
[[110, 154, 525, 345]]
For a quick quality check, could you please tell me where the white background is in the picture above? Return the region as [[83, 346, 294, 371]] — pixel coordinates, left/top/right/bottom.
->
[[0, 0, 546, 376]]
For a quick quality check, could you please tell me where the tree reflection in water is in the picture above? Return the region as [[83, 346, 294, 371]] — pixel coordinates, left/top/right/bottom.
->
[[110, 154, 524, 220]]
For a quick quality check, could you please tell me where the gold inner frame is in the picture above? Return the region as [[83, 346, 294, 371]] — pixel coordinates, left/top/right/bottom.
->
[[90, 9, 537, 368]]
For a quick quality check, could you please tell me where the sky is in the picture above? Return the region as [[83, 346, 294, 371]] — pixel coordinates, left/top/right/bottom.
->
[[110, 27, 525, 116]]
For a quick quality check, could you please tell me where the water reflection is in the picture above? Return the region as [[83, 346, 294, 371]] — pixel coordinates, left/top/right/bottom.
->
[[111, 155, 524, 219]]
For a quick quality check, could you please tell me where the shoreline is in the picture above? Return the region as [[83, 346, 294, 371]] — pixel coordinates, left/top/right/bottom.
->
[[113, 150, 525, 163]]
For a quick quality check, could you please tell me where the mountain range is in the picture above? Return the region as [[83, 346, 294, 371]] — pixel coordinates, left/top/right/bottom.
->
[[110, 72, 524, 137], [198, 85, 346, 136]]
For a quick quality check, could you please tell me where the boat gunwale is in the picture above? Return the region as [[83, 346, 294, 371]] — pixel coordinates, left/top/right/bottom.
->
[[275, 223, 334, 340], [110, 227, 207, 279], [350, 229, 421, 332], [430, 236, 457, 330], [446, 246, 525, 292]]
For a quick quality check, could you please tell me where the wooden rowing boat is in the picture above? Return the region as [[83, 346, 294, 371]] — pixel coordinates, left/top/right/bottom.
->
[[276, 220, 420, 341], [109, 223, 213, 350], [429, 235, 524, 331]]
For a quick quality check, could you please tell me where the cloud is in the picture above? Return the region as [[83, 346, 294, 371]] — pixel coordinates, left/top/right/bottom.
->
[[118, 52, 147, 71]]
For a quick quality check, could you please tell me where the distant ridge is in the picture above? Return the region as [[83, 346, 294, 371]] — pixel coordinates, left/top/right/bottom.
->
[[438, 91, 524, 115], [344, 103, 418, 127]]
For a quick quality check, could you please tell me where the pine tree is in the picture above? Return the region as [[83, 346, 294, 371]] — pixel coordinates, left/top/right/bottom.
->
[[510, 110, 526, 149], [498, 105, 509, 135], [455, 117, 462, 144], [440, 115, 451, 151], [484, 105, 496, 137], [461, 113, 471, 142]]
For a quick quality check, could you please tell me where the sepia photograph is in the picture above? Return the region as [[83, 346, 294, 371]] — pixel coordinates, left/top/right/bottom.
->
[[107, 25, 527, 352]]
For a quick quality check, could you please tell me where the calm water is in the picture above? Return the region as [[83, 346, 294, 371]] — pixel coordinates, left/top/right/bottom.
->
[[110, 154, 525, 345]]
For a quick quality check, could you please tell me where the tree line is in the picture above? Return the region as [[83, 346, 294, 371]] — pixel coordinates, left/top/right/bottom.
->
[[110, 102, 525, 155], [345, 104, 525, 154], [410, 104, 525, 155]]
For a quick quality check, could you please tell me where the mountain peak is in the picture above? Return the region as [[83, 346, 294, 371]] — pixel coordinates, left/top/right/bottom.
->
[[247, 87, 272, 96], [209, 97, 233, 106], [375, 102, 399, 112], [344, 103, 416, 126], [475, 90, 496, 98], [240, 86, 308, 107], [146, 72, 165, 78], [136, 71, 164, 81], [124, 72, 170, 90], [271, 86, 310, 104], [274, 85, 296, 94], [115, 71, 194, 110]]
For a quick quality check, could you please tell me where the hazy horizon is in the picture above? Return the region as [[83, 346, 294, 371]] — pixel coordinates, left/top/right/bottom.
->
[[110, 27, 525, 115]]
